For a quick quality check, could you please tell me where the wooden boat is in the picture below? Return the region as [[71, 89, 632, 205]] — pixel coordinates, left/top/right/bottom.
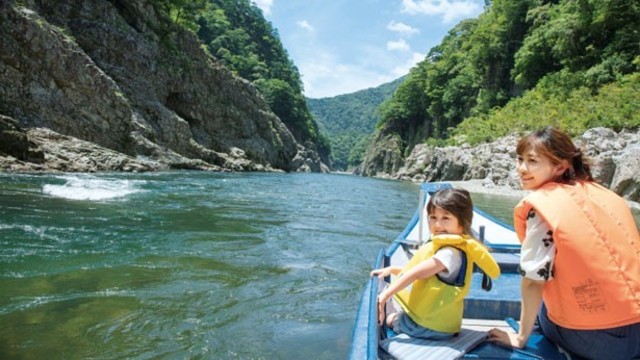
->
[[349, 182, 567, 359]]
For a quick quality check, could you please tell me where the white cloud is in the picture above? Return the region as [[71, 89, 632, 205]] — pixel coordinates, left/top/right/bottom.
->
[[392, 52, 426, 77], [387, 39, 410, 52], [296, 20, 315, 32], [401, 0, 483, 23], [297, 51, 395, 98], [252, 0, 274, 16], [387, 21, 419, 36]]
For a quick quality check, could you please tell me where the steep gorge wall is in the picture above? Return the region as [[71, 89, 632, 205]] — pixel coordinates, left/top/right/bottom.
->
[[0, 0, 326, 172]]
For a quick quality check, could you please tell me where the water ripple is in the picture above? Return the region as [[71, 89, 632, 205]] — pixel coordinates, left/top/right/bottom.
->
[[2, 172, 525, 359]]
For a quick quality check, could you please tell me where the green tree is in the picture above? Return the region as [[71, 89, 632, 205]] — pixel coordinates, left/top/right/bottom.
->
[[151, 0, 209, 31], [361, 0, 639, 172], [193, 0, 328, 164], [307, 78, 402, 170]]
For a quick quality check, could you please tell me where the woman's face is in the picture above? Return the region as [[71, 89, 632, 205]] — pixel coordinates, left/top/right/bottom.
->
[[516, 148, 568, 190], [428, 206, 464, 236]]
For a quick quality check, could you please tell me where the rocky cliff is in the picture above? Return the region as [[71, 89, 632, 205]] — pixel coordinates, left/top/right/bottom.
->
[[0, 0, 328, 173], [358, 127, 640, 202]]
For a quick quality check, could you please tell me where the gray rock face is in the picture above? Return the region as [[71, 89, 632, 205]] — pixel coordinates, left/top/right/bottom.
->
[[0, 115, 44, 163], [364, 127, 640, 201], [385, 133, 521, 189], [356, 133, 405, 177], [0, 0, 326, 173], [577, 128, 640, 202], [610, 144, 640, 201]]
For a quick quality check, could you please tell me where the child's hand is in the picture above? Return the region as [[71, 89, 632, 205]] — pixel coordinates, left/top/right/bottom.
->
[[377, 295, 386, 325], [370, 267, 390, 278], [377, 290, 390, 325]]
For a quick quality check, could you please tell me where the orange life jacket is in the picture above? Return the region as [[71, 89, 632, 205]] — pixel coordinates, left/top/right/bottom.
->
[[514, 181, 640, 329]]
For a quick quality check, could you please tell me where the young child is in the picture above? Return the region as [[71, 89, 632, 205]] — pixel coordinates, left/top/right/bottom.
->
[[371, 188, 500, 339], [488, 127, 640, 360]]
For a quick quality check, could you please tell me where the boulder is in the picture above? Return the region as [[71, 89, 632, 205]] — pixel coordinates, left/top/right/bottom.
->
[[610, 143, 640, 202], [0, 115, 44, 163]]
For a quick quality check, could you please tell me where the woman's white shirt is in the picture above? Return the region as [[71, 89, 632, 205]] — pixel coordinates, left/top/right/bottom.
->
[[519, 209, 556, 281]]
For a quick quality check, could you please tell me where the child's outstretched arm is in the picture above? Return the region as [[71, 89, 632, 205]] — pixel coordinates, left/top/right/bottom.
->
[[374, 258, 446, 325]]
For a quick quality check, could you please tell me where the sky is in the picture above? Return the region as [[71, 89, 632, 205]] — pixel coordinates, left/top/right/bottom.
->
[[251, 0, 487, 99]]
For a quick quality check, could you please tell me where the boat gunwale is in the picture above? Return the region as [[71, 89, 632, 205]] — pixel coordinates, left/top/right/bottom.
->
[[349, 182, 525, 359]]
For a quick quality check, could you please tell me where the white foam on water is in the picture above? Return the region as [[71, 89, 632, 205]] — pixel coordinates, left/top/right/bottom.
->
[[42, 175, 143, 201]]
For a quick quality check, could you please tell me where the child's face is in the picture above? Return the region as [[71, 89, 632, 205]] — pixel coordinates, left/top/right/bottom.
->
[[516, 148, 568, 190], [428, 206, 464, 236]]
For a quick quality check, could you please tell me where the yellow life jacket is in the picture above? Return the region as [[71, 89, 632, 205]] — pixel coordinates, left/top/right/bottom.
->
[[393, 234, 501, 333], [514, 181, 640, 329]]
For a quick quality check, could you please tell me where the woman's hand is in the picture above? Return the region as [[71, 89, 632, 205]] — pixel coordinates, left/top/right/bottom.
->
[[487, 328, 526, 349]]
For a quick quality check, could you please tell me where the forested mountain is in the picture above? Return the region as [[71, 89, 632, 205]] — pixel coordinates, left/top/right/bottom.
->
[[190, 0, 330, 163], [361, 0, 640, 176], [151, 0, 330, 164], [307, 77, 403, 170], [0, 0, 329, 173]]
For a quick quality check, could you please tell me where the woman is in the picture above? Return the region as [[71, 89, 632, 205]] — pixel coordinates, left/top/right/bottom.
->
[[488, 127, 640, 360]]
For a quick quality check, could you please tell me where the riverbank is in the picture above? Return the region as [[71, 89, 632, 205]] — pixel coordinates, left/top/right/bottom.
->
[[364, 127, 640, 206]]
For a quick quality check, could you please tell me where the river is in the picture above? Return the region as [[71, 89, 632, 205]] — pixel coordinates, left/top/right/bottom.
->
[[1, 171, 631, 359]]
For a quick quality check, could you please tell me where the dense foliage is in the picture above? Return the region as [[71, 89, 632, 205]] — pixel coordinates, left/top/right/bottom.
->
[[376, 0, 640, 152], [149, 0, 330, 163], [307, 78, 403, 170], [453, 71, 640, 143]]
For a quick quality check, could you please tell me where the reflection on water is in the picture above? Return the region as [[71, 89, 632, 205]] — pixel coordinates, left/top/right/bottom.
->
[[1, 172, 637, 359]]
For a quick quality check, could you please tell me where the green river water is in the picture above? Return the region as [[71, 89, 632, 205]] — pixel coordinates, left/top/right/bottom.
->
[[1, 172, 636, 359]]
